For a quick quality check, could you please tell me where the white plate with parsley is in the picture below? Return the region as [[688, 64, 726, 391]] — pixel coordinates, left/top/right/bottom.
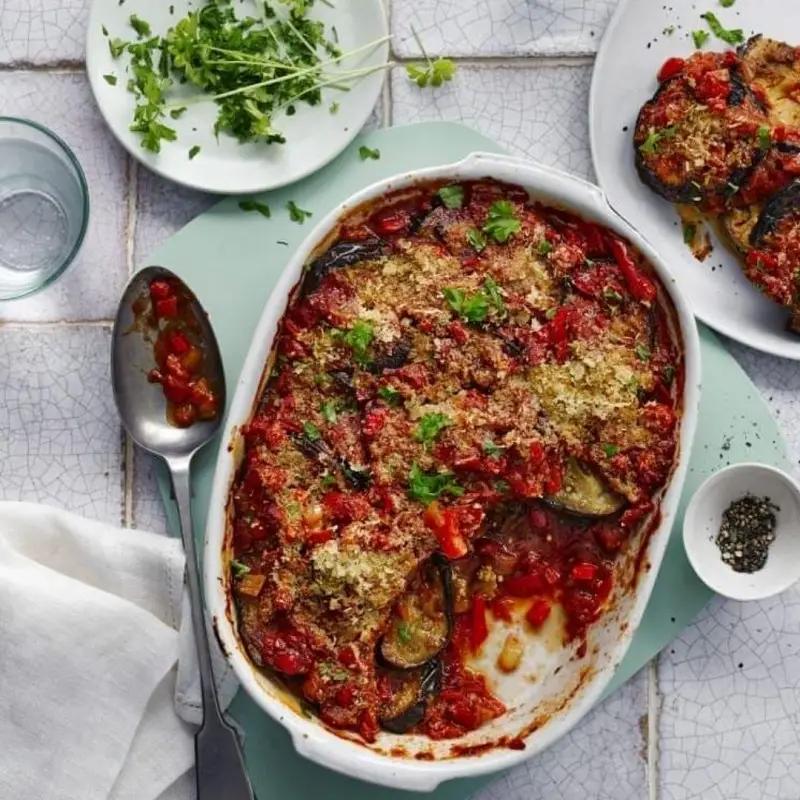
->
[[591, 0, 800, 360], [86, 0, 389, 194]]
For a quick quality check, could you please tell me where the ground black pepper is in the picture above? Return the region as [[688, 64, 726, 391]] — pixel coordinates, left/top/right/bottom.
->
[[715, 494, 779, 573]]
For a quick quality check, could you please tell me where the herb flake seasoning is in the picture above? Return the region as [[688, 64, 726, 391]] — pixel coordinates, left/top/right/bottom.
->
[[715, 494, 778, 573]]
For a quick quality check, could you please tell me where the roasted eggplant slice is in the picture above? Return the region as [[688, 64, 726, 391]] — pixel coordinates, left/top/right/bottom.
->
[[380, 557, 453, 669], [291, 431, 372, 488], [546, 457, 624, 518], [634, 53, 767, 209], [379, 660, 442, 734], [721, 143, 800, 251], [740, 35, 800, 127], [367, 337, 412, 374], [741, 179, 800, 332], [303, 238, 386, 294]]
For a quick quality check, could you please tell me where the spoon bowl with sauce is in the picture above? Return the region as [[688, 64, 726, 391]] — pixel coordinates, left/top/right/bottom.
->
[[112, 266, 254, 800]]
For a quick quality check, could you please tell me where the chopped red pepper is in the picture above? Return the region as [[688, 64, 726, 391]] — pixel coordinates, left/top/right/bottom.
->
[[570, 562, 599, 582], [608, 237, 656, 303], [149, 279, 172, 301], [526, 598, 551, 628], [503, 572, 545, 597], [154, 295, 179, 318], [657, 56, 685, 83], [470, 595, 489, 652], [423, 501, 469, 559]]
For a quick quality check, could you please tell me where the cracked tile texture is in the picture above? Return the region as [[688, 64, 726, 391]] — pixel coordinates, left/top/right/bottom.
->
[[2, 2, 800, 799]]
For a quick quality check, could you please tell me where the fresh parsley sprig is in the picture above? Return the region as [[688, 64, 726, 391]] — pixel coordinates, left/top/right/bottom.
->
[[406, 26, 456, 88]]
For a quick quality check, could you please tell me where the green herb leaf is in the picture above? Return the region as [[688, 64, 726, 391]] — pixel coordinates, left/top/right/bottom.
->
[[536, 239, 552, 255], [719, 0, 735, 7], [682, 222, 696, 244], [231, 558, 250, 578], [467, 228, 487, 252], [757, 125, 771, 151], [378, 385, 402, 405], [303, 421, 321, 440], [482, 277, 505, 315], [483, 200, 521, 243], [103, 73, 117, 86], [129, 14, 151, 37], [692, 29, 710, 48], [700, 11, 743, 44], [407, 463, 464, 504], [414, 412, 452, 445], [320, 472, 337, 488], [601, 443, 620, 458], [188, 145, 201, 159], [603, 287, 623, 303], [443, 287, 488, 324], [635, 342, 651, 361], [287, 200, 312, 223], [358, 145, 380, 161], [397, 621, 413, 644], [169, 106, 187, 119], [108, 37, 127, 58], [102, 24, 109, 36], [341, 319, 374, 364], [239, 199, 271, 218], [639, 126, 677, 156], [320, 400, 338, 423], [437, 184, 464, 209], [406, 57, 456, 88], [483, 439, 505, 458], [329, 101, 340, 114]]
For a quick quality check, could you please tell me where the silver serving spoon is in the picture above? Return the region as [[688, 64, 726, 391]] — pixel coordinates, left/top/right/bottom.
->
[[111, 266, 254, 800]]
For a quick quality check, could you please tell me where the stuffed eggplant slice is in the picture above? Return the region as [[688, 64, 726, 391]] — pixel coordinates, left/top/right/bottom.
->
[[228, 179, 684, 743], [634, 51, 767, 211], [739, 35, 800, 128]]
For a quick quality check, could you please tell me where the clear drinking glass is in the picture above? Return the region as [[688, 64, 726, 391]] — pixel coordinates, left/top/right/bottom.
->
[[0, 117, 89, 300]]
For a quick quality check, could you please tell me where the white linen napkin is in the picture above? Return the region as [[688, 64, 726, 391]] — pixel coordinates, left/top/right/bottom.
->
[[0, 501, 238, 800]]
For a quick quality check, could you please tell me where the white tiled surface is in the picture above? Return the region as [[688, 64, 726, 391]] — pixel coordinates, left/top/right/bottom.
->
[[1, 3, 799, 800]]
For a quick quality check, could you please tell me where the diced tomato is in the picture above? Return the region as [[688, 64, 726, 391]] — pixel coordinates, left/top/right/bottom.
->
[[608, 237, 656, 303], [657, 56, 685, 82], [503, 572, 545, 597], [570, 562, 599, 582], [526, 598, 551, 627], [149, 279, 172, 301], [306, 528, 334, 546], [448, 320, 469, 344], [154, 295, 179, 318], [335, 684, 356, 707], [322, 491, 371, 524], [490, 594, 515, 622], [167, 330, 191, 355], [548, 306, 576, 362], [162, 374, 191, 404], [363, 406, 388, 438], [371, 208, 411, 236], [620, 501, 653, 530]]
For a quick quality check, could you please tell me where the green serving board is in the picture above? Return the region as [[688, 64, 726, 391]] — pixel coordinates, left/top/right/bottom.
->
[[147, 122, 791, 798]]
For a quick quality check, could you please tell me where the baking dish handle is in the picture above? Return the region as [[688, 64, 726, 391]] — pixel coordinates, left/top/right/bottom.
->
[[451, 150, 613, 219]]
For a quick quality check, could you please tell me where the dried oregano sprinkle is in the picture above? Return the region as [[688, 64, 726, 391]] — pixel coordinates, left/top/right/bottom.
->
[[715, 494, 778, 573]]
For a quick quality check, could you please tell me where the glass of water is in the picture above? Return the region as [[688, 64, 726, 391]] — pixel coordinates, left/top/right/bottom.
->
[[0, 117, 89, 300]]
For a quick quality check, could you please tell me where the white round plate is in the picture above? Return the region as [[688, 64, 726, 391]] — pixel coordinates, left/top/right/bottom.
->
[[86, 0, 388, 194], [590, 0, 800, 360]]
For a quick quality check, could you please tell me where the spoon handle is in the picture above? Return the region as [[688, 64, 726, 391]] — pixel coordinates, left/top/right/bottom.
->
[[169, 457, 255, 800]]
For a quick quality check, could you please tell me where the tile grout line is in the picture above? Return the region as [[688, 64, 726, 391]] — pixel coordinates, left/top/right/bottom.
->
[[122, 155, 139, 528], [648, 659, 660, 800]]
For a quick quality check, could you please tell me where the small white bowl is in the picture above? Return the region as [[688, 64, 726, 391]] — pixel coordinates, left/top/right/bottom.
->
[[683, 463, 800, 600]]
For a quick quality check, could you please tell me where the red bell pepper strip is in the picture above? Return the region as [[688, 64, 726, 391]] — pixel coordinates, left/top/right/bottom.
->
[[608, 237, 656, 303], [470, 595, 489, 652], [423, 501, 469, 559]]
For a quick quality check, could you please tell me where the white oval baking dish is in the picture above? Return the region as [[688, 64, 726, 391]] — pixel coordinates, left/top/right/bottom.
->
[[204, 152, 701, 792]]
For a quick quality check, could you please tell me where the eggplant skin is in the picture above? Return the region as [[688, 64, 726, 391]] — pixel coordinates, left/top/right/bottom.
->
[[379, 660, 442, 734], [751, 178, 800, 245], [302, 238, 386, 294]]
